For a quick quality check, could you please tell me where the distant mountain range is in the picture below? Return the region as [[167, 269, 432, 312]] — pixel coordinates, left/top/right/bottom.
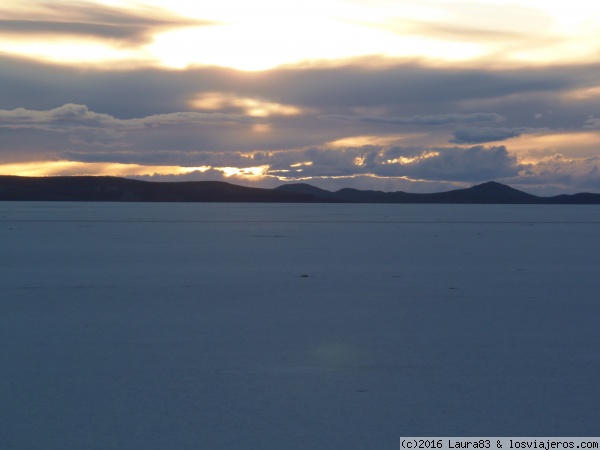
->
[[1, 175, 599, 204]]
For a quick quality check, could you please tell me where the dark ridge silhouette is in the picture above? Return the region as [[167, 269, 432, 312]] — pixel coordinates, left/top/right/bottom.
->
[[0, 176, 599, 204], [0, 176, 322, 203], [276, 180, 600, 204]]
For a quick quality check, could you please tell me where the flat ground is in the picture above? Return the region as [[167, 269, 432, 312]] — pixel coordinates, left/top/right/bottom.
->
[[1, 202, 599, 449]]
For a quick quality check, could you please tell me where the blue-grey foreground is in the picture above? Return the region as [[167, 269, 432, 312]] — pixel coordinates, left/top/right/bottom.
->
[[1, 203, 599, 450]]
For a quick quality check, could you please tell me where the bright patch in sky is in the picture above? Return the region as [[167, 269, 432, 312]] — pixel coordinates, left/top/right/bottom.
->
[[2, 0, 599, 70], [0, 161, 192, 177], [191, 93, 303, 117]]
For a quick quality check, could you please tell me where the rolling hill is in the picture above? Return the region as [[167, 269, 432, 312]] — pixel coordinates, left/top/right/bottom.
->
[[1, 176, 599, 204]]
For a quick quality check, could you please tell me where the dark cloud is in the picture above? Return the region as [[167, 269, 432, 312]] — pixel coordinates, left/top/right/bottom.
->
[[1, 54, 600, 121], [0, 2, 213, 46], [68, 129, 128, 147], [449, 127, 541, 144], [305, 145, 525, 181], [320, 112, 504, 125], [247, 59, 600, 110], [60, 144, 526, 183], [504, 154, 600, 194], [0, 103, 257, 132], [0, 54, 201, 117], [0, 103, 267, 155], [583, 117, 600, 129], [299, 144, 527, 183], [389, 145, 526, 181], [59, 150, 259, 168]]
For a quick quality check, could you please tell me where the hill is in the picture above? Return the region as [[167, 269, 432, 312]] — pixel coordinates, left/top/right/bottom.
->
[[1, 176, 599, 204], [275, 180, 600, 204]]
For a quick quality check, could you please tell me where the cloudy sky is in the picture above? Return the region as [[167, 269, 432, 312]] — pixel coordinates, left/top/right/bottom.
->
[[1, 0, 600, 194]]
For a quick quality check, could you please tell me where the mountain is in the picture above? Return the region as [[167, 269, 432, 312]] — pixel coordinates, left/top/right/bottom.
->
[[0, 176, 322, 203], [413, 181, 540, 204], [1, 176, 599, 204], [276, 180, 600, 204]]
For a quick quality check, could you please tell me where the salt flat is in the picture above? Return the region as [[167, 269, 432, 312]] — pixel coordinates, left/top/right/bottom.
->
[[1, 202, 599, 450]]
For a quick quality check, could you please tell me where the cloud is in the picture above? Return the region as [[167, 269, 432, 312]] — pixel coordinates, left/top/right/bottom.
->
[[394, 21, 532, 42], [372, 145, 526, 181], [1, 55, 599, 193], [0, 2, 213, 46], [59, 144, 526, 183], [0, 104, 257, 133], [2, 53, 600, 121], [450, 127, 541, 144], [258, 144, 525, 184], [319, 112, 504, 125], [503, 154, 600, 194], [132, 169, 464, 193], [291, 145, 525, 182], [68, 129, 128, 147], [59, 150, 260, 168], [366, 3, 553, 43], [583, 117, 600, 129], [0, 103, 263, 154], [256, 58, 598, 109], [191, 92, 305, 117]]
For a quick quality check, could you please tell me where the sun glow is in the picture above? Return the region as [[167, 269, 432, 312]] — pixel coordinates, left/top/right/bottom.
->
[[562, 86, 600, 100], [218, 165, 269, 177], [191, 93, 303, 116], [147, 14, 486, 71], [507, 131, 600, 159], [327, 133, 429, 148], [354, 156, 366, 166], [384, 151, 440, 165], [0, 160, 274, 180], [0, 161, 192, 177], [1, 0, 598, 70], [148, 12, 395, 71]]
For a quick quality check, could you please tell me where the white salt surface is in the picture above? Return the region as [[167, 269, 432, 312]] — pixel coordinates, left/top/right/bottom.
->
[[1, 202, 599, 449]]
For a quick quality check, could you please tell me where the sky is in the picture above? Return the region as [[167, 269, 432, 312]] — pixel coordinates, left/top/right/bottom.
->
[[1, 0, 600, 194]]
